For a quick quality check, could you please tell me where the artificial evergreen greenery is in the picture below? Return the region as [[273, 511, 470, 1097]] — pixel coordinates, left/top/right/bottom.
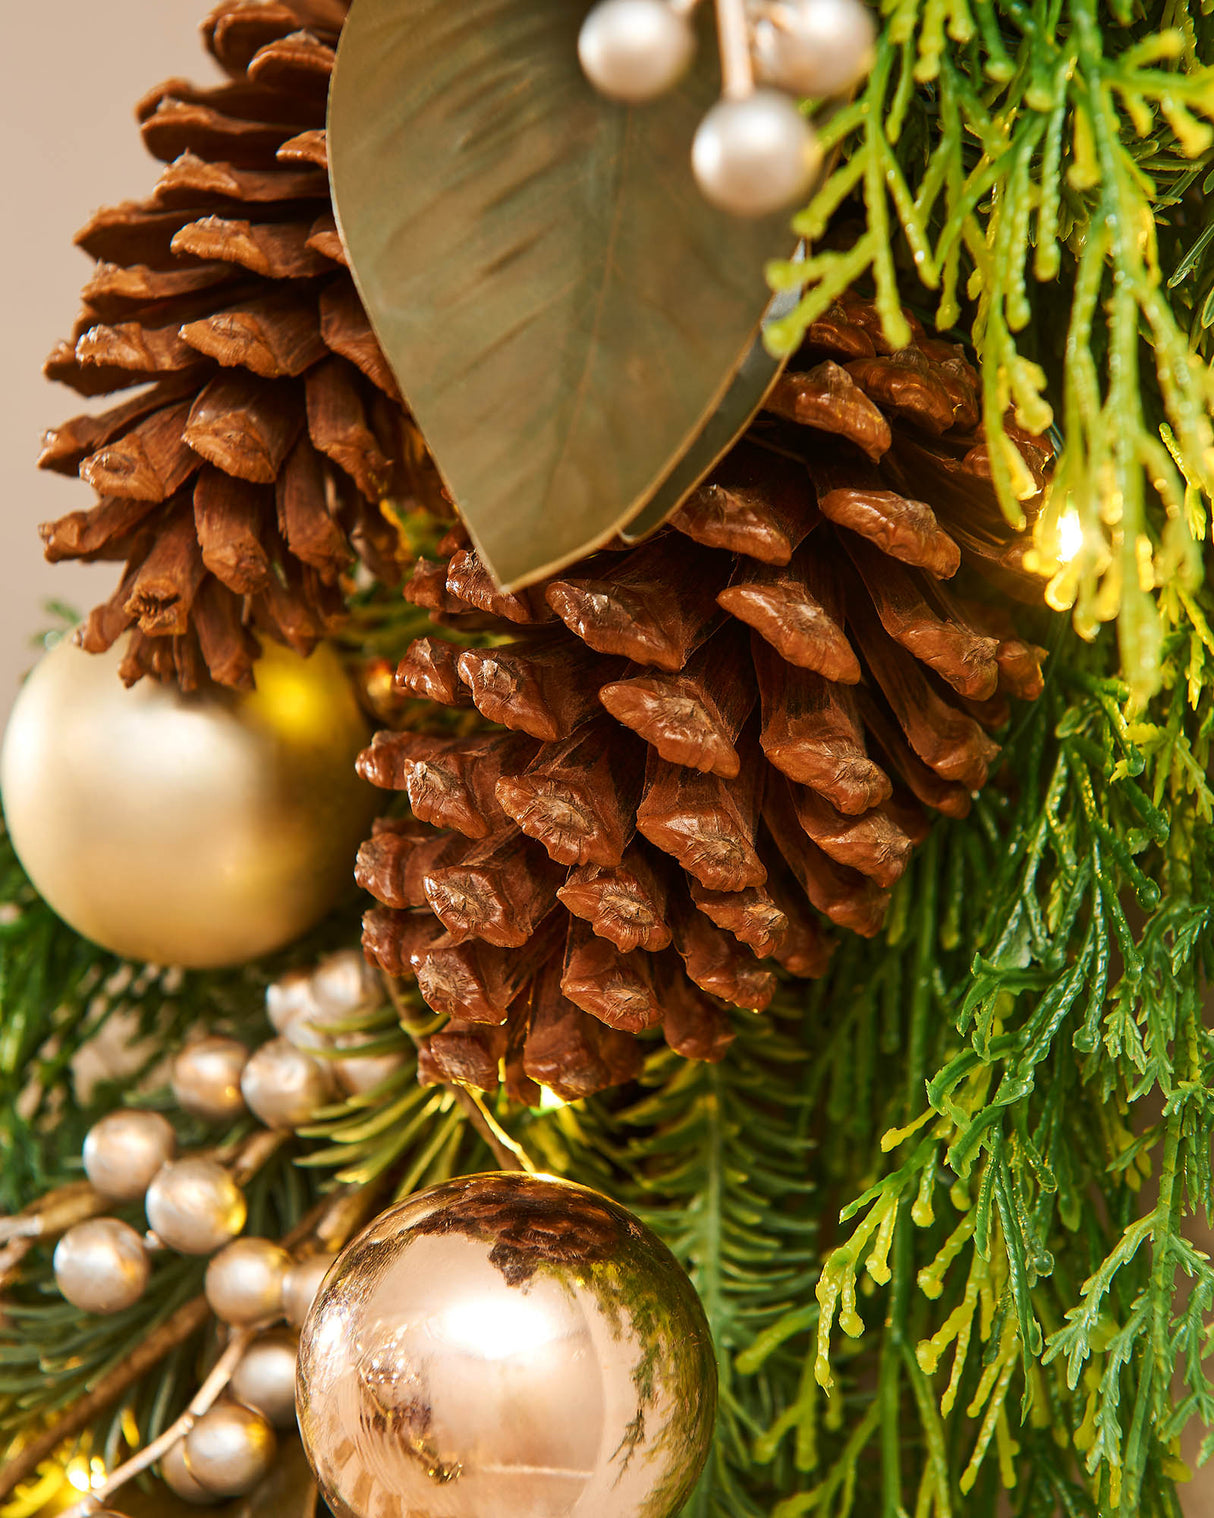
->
[[768, 0, 1214, 707], [2, 593, 1213, 1515]]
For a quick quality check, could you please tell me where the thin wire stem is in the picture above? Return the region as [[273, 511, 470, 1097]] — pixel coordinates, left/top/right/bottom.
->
[[62, 1328, 256, 1518]]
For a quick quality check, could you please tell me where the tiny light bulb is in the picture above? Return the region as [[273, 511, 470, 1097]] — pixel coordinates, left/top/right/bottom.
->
[[66, 1465, 91, 1493], [1057, 509, 1084, 565]]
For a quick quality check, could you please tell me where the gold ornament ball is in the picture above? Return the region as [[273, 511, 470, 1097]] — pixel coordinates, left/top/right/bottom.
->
[[0, 635, 377, 967], [297, 1173, 717, 1518]]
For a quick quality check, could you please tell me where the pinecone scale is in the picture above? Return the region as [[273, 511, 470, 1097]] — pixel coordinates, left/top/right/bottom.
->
[[37, 0, 418, 691], [357, 297, 1051, 1101]]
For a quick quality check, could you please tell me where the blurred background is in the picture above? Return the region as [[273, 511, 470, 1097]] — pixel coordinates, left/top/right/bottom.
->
[[0, 1, 219, 717]]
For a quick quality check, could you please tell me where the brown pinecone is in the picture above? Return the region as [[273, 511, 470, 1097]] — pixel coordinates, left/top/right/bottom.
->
[[355, 295, 1051, 1102], [37, 0, 417, 690]]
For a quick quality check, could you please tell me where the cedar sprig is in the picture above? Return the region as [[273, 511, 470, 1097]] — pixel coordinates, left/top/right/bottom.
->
[[768, 610, 1214, 1513], [767, 0, 1214, 706]]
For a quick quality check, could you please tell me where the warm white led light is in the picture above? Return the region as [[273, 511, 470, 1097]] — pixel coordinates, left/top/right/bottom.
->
[[1057, 508, 1084, 565]]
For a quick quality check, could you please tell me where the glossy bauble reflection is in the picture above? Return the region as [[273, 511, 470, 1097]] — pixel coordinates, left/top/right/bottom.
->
[[0, 636, 376, 967], [297, 1173, 716, 1518]]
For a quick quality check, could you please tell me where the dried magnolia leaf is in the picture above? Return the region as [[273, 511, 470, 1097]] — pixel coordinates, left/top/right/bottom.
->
[[328, 0, 800, 588]]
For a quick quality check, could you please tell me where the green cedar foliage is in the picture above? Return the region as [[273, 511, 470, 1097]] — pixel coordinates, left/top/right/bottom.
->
[[767, 0, 1214, 708]]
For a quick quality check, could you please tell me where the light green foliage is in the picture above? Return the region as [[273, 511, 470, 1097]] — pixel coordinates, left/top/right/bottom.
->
[[768, 0, 1214, 705], [755, 600, 1214, 1514]]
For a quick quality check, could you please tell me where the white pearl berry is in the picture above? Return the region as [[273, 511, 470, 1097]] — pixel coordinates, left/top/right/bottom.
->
[[230, 1329, 300, 1428], [83, 1109, 176, 1200], [145, 1158, 247, 1255], [579, 0, 695, 103], [184, 1403, 277, 1498], [240, 1038, 333, 1131], [205, 1237, 290, 1326], [691, 89, 822, 216], [162, 1437, 215, 1505], [752, 0, 877, 98], [54, 1217, 149, 1314], [282, 1252, 337, 1330], [171, 1037, 249, 1124]]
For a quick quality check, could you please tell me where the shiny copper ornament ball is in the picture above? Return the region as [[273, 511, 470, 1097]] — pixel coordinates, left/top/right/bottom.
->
[[0, 635, 377, 967], [296, 1173, 717, 1518]]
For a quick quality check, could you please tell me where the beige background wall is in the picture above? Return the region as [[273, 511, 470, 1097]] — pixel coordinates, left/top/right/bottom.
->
[[0, 1, 217, 715]]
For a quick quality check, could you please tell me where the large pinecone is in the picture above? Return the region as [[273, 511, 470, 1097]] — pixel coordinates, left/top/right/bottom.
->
[[356, 297, 1052, 1102], [38, 0, 415, 689]]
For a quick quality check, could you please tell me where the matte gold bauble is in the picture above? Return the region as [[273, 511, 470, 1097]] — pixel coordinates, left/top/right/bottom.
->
[[296, 1173, 717, 1518], [0, 635, 377, 967]]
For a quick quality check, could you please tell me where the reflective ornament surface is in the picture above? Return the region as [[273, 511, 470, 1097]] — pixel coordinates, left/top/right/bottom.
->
[[297, 1173, 716, 1518], [230, 1329, 300, 1428], [240, 1038, 332, 1130], [0, 636, 376, 967], [184, 1403, 277, 1497], [82, 1109, 176, 1200], [171, 1037, 249, 1124], [54, 1217, 149, 1314], [205, 1237, 290, 1326], [145, 1159, 247, 1255]]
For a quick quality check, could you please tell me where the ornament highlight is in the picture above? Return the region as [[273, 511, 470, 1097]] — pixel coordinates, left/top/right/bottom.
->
[[692, 90, 821, 215], [240, 1038, 332, 1130], [751, 0, 876, 96], [171, 1038, 249, 1124], [297, 1173, 716, 1518], [0, 637, 376, 967], [578, 0, 696, 102], [205, 1238, 290, 1326], [53, 1218, 149, 1314], [183, 1403, 277, 1498], [82, 1110, 176, 1200], [230, 1330, 300, 1429], [145, 1159, 247, 1255]]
